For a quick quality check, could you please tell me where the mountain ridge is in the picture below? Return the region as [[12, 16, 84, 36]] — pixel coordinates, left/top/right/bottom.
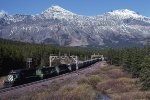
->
[[0, 5, 150, 47]]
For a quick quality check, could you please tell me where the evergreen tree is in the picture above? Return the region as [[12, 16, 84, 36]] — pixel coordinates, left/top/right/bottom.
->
[[139, 56, 150, 90]]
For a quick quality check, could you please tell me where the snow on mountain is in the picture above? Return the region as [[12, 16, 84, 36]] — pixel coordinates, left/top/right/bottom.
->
[[36, 5, 76, 20], [0, 6, 150, 47], [108, 9, 142, 18], [0, 10, 31, 24], [0, 10, 8, 18]]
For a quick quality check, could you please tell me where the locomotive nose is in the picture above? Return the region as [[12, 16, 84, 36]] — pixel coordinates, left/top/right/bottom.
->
[[3, 81, 13, 87]]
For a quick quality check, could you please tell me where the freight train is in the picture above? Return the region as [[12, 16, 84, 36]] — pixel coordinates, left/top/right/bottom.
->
[[4, 58, 101, 87]]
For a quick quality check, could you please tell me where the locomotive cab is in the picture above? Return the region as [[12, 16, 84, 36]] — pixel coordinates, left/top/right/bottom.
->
[[4, 71, 19, 87]]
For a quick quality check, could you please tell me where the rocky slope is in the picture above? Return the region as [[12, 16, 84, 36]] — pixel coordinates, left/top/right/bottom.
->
[[0, 6, 150, 47]]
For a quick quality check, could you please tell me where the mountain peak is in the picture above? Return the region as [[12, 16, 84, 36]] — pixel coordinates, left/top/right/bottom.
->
[[42, 5, 75, 15], [0, 10, 8, 18], [50, 5, 64, 10], [38, 5, 76, 19], [46, 5, 66, 12], [112, 9, 138, 14], [108, 9, 141, 18]]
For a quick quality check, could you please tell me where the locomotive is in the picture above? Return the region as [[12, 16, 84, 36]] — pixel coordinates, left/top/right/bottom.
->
[[4, 58, 101, 87], [4, 68, 39, 87]]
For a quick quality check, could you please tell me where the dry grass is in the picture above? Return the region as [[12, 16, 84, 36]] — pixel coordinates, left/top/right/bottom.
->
[[85, 69, 101, 76], [117, 77, 137, 90], [94, 62, 150, 99], [77, 77, 89, 85], [104, 68, 130, 79], [96, 79, 130, 94], [110, 91, 150, 100], [69, 84, 96, 100], [100, 65, 114, 71], [77, 75, 102, 88], [3, 79, 96, 100], [31, 84, 96, 100], [95, 64, 140, 96], [87, 75, 102, 88]]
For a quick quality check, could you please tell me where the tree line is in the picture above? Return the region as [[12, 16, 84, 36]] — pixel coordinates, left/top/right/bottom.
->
[[0, 39, 102, 76], [105, 46, 150, 90]]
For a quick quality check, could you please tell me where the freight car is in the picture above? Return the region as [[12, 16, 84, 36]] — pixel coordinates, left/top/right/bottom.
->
[[69, 63, 76, 71], [56, 64, 71, 74]]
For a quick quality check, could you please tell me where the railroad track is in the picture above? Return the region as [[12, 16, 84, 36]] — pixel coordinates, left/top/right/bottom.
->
[[0, 61, 101, 94]]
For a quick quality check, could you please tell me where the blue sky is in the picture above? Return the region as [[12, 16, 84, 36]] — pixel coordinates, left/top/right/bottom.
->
[[0, 0, 149, 16]]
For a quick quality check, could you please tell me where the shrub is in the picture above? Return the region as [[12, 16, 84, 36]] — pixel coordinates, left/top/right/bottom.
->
[[48, 84, 96, 100], [85, 69, 101, 76], [96, 79, 129, 94], [100, 66, 113, 71], [77, 75, 101, 88], [31, 91, 49, 100], [111, 91, 150, 100], [105, 69, 129, 79], [59, 85, 75, 95], [71, 84, 96, 100], [117, 77, 135, 85], [77, 77, 89, 85], [88, 75, 102, 88], [139, 66, 150, 90], [48, 82, 61, 91], [117, 77, 136, 90]]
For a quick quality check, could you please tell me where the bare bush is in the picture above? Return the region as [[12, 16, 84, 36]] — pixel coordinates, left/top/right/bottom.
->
[[111, 91, 150, 100], [105, 69, 129, 79], [96, 79, 130, 94], [77, 75, 101, 88]]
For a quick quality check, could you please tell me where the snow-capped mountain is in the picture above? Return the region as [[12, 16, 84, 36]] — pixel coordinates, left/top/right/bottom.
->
[[108, 9, 142, 18], [36, 6, 76, 20], [0, 5, 150, 47], [0, 10, 7, 18]]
